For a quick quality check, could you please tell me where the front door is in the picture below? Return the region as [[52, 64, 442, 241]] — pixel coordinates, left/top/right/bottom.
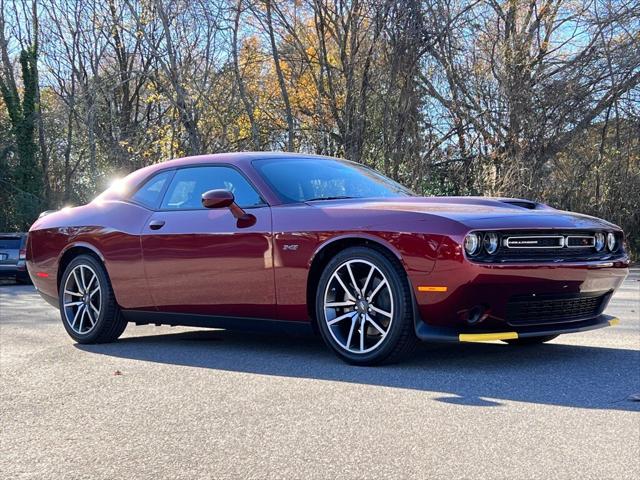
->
[[141, 165, 275, 318]]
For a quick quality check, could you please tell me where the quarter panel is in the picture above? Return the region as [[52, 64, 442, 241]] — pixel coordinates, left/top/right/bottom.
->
[[28, 200, 154, 309]]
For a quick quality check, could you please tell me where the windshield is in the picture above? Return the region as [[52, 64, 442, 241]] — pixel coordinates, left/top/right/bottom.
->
[[253, 157, 414, 203]]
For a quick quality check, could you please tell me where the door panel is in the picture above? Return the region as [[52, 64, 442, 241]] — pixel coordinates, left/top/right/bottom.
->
[[141, 207, 275, 318]]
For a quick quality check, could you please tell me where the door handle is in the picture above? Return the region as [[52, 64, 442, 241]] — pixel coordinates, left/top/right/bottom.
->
[[149, 220, 165, 230]]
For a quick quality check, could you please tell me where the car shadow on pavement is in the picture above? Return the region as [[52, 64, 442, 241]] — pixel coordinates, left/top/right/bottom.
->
[[77, 328, 640, 412]]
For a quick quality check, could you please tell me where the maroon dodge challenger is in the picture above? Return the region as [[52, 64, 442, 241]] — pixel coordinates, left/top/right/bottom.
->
[[27, 153, 629, 365]]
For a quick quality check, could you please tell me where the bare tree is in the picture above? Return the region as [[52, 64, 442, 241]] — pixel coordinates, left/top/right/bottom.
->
[[421, 0, 640, 195], [231, 0, 260, 149]]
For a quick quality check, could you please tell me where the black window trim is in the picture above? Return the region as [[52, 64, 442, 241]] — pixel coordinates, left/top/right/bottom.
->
[[157, 163, 268, 212]]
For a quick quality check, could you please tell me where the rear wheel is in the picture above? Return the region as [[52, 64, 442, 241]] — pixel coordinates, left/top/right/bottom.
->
[[315, 246, 417, 365], [503, 335, 558, 345], [59, 254, 127, 343]]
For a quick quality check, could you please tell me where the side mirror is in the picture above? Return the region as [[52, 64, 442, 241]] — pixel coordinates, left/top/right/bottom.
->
[[201, 189, 257, 228], [202, 189, 234, 209]]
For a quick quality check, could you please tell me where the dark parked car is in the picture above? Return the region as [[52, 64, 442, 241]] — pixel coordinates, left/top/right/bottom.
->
[[26, 153, 629, 365], [0, 232, 31, 284]]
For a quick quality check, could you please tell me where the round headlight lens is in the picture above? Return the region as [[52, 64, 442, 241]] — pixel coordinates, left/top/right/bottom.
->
[[464, 233, 481, 256], [606, 232, 617, 251], [594, 232, 605, 251], [483, 232, 499, 254]]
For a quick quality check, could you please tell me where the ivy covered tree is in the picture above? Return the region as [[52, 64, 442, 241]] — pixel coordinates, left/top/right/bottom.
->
[[0, 0, 43, 229]]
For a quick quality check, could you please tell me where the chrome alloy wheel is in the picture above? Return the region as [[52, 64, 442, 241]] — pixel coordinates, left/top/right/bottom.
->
[[323, 259, 394, 354], [62, 264, 101, 335]]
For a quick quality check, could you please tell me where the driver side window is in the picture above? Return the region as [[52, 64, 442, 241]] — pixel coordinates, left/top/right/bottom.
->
[[160, 166, 264, 210]]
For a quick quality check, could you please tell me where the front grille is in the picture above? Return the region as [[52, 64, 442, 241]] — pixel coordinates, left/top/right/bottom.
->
[[504, 235, 564, 248], [566, 235, 596, 248], [506, 292, 609, 326], [470, 230, 624, 263]]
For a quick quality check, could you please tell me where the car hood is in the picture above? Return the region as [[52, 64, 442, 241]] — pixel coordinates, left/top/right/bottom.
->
[[309, 196, 619, 231]]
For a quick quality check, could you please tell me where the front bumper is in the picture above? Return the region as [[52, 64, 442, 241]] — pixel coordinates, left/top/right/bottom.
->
[[415, 313, 619, 342], [411, 255, 629, 330]]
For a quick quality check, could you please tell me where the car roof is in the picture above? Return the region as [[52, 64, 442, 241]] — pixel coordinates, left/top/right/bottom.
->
[[154, 151, 338, 169], [112, 152, 344, 205], [122, 152, 339, 186]]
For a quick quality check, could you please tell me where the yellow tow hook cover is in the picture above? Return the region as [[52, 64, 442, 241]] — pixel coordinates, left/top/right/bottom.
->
[[459, 332, 519, 342]]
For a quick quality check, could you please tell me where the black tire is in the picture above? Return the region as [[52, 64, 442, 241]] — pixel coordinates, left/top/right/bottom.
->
[[58, 254, 127, 344], [503, 335, 558, 346], [315, 246, 417, 365]]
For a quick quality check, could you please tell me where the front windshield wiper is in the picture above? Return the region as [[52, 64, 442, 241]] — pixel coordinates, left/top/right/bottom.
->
[[305, 196, 356, 202]]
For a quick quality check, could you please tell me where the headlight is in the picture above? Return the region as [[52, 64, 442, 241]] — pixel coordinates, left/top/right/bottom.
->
[[483, 232, 499, 254], [606, 232, 617, 251], [464, 233, 481, 255], [594, 232, 605, 251]]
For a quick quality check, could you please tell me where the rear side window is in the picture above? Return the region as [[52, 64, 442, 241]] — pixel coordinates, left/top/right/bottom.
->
[[160, 166, 264, 210], [131, 171, 173, 208]]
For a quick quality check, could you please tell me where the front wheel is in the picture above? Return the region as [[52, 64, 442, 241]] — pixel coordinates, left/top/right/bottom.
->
[[59, 254, 127, 343], [315, 246, 417, 365]]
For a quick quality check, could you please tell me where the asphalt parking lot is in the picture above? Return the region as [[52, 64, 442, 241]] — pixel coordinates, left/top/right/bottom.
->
[[1, 270, 639, 479]]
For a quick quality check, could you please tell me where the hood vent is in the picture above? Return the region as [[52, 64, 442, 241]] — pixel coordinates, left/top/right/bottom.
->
[[499, 199, 538, 210]]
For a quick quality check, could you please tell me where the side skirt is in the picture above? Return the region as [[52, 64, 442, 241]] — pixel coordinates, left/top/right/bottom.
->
[[121, 310, 315, 336]]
